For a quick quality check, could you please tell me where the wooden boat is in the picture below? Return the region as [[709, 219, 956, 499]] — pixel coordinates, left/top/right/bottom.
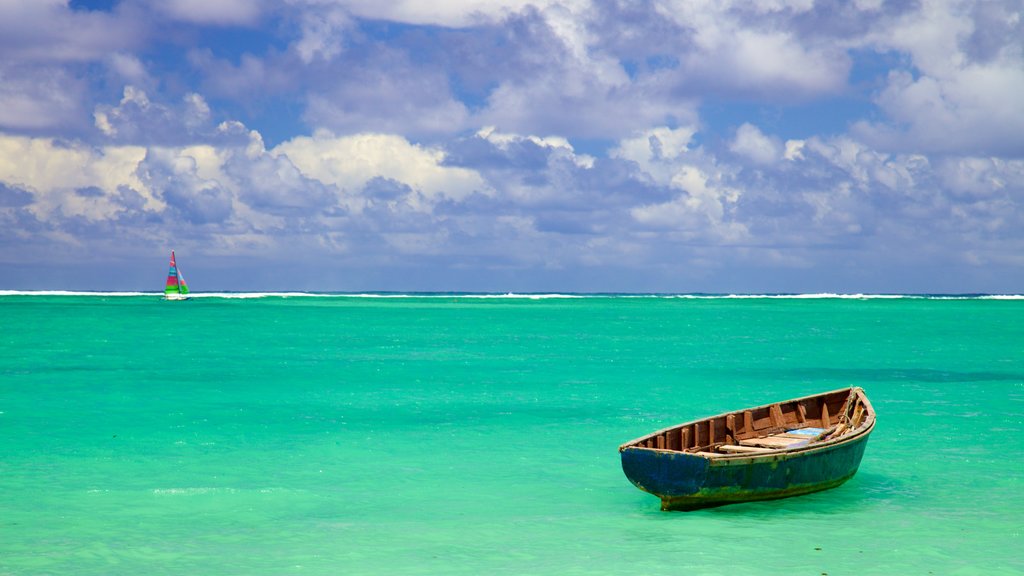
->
[[619, 387, 875, 511]]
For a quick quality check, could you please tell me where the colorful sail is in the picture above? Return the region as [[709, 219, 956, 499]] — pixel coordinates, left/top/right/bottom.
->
[[164, 251, 190, 297]]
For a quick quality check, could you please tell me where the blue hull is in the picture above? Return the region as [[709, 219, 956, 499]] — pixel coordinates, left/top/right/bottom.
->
[[620, 429, 872, 510]]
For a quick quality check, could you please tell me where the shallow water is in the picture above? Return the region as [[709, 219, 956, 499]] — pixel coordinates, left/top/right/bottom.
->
[[1, 295, 1022, 574]]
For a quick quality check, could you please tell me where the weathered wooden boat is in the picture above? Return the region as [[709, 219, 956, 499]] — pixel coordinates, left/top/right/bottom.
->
[[619, 387, 875, 511]]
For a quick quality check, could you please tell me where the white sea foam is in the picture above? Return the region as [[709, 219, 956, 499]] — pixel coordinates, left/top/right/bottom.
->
[[664, 293, 903, 299], [189, 292, 329, 299], [0, 290, 153, 297], [152, 487, 236, 496], [188, 292, 586, 299], [727, 293, 906, 299], [456, 293, 583, 299]]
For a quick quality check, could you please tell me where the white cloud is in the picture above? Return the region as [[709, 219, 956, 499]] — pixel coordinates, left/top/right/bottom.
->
[[2, 0, 1023, 290], [0, 0, 143, 63], [272, 130, 489, 204], [854, 62, 1024, 155], [0, 133, 150, 221], [91, 86, 236, 145], [631, 164, 747, 243], [861, 0, 972, 79], [478, 75, 684, 139], [0, 64, 85, 131], [155, 0, 264, 26], [2, 119, 1022, 291], [292, 6, 351, 63], [612, 126, 747, 242], [730, 123, 782, 165], [939, 156, 1023, 198], [183, 93, 211, 131], [302, 58, 471, 136], [801, 136, 924, 193], [304, 0, 572, 28], [476, 126, 594, 168], [105, 53, 150, 86], [139, 146, 234, 224], [187, 50, 290, 101], [784, 140, 806, 161], [0, 127, 492, 233], [653, 0, 849, 96], [850, 0, 1024, 155], [611, 126, 698, 185], [726, 29, 847, 94]]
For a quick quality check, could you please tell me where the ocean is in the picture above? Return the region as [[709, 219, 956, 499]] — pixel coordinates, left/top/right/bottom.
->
[[1, 293, 1021, 575]]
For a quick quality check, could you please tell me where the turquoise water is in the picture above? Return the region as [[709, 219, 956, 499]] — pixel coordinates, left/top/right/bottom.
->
[[1, 294, 1022, 575]]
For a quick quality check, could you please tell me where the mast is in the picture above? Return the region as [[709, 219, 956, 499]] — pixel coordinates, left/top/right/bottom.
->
[[173, 250, 182, 294]]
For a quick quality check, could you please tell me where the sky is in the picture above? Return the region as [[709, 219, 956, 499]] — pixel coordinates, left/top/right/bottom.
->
[[0, 0, 1022, 293]]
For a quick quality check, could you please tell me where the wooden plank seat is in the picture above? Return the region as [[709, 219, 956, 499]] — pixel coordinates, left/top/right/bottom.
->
[[739, 434, 810, 449], [718, 444, 773, 454]]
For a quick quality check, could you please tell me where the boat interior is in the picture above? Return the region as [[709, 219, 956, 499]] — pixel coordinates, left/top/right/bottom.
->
[[625, 388, 873, 457]]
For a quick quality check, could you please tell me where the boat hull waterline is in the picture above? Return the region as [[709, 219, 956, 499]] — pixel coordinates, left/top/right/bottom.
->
[[619, 387, 875, 511]]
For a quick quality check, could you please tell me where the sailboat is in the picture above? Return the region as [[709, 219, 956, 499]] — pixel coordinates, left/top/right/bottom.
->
[[163, 250, 191, 300]]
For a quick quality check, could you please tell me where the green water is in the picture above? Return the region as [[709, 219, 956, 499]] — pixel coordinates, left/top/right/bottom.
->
[[1, 295, 1022, 575]]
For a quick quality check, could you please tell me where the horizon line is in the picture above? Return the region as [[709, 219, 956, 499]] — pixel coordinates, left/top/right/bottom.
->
[[2, 290, 1022, 300]]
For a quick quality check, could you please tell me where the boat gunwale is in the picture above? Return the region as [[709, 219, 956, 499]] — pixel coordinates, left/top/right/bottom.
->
[[618, 386, 875, 460]]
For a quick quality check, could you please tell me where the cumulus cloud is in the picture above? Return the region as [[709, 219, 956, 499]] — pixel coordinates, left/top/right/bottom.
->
[[613, 126, 747, 243], [0, 2, 145, 135], [0, 0, 144, 63], [92, 86, 240, 146], [631, 164, 747, 243], [700, 28, 847, 96], [470, 5, 692, 139], [0, 64, 87, 132], [650, 0, 850, 98], [3, 121, 1024, 290], [272, 131, 489, 204], [730, 123, 783, 165], [139, 147, 233, 224], [611, 126, 698, 185], [476, 126, 594, 168], [302, 0, 571, 28], [850, 0, 1024, 156], [226, 134, 338, 215], [854, 64, 1024, 156], [0, 133, 150, 221], [701, 116, 1020, 277], [1, 0, 1023, 291]]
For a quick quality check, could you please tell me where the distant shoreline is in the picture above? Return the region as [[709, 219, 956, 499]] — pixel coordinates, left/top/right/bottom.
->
[[2, 290, 1021, 300]]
